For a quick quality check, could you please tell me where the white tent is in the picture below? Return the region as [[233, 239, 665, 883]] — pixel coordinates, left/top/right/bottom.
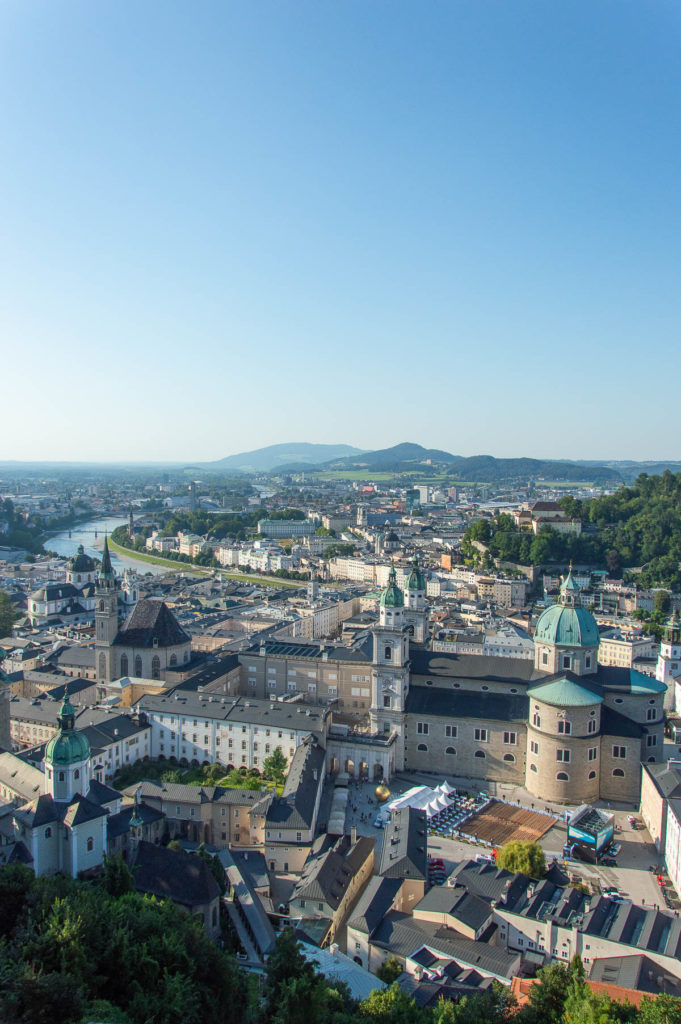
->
[[383, 782, 454, 821]]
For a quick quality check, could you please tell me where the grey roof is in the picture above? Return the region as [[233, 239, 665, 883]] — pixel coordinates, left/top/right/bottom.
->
[[410, 649, 540, 684], [379, 807, 428, 880], [642, 761, 681, 800], [267, 736, 326, 830], [137, 690, 327, 733], [415, 886, 492, 933], [106, 801, 164, 839], [449, 860, 520, 903], [581, 897, 681, 961], [29, 582, 82, 603], [57, 646, 96, 667], [348, 875, 403, 935], [131, 778, 274, 813], [371, 910, 520, 980], [131, 840, 220, 908], [589, 954, 681, 997], [0, 752, 44, 801], [406, 686, 529, 723], [113, 599, 190, 648], [291, 834, 375, 910]]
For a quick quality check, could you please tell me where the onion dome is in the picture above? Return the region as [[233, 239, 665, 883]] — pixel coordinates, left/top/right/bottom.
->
[[68, 544, 96, 574], [405, 555, 426, 592], [380, 567, 404, 608], [44, 687, 90, 766]]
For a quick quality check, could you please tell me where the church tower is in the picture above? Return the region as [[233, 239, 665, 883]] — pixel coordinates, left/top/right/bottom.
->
[[44, 687, 91, 802], [657, 610, 681, 711], [95, 538, 119, 684], [369, 568, 409, 768], [404, 555, 428, 643]]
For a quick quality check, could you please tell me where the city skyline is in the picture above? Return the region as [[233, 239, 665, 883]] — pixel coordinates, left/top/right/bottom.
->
[[2, 1, 680, 461]]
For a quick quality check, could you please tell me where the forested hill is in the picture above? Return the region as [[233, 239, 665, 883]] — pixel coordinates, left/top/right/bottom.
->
[[464, 471, 681, 590]]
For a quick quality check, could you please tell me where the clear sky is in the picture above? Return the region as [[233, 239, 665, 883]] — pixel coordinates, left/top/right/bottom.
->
[[1, 1, 680, 463]]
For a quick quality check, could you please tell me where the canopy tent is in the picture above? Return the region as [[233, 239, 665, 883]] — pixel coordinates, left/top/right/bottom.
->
[[378, 782, 456, 822]]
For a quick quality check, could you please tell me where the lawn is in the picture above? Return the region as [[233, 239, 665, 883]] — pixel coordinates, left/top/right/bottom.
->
[[113, 757, 284, 795]]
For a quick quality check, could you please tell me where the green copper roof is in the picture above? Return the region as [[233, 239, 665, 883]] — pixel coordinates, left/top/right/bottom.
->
[[628, 670, 666, 694], [380, 568, 404, 608], [44, 686, 91, 766], [534, 604, 600, 648], [561, 565, 580, 593], [100, 536, 114, 578], [406, 555, 426, 592], [527, 677, 603, 707]]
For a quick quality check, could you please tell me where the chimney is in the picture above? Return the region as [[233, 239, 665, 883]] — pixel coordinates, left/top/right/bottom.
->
[[351, 825, 357, 844]]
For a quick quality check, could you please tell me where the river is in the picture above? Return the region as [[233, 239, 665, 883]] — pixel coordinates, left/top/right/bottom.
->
[[47, 517, 169, 576]]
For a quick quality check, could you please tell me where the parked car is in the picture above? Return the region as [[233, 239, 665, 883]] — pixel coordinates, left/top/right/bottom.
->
[[601, 857, 618, 867]]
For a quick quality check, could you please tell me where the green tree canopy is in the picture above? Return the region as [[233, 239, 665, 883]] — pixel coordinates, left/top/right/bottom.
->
[[496, 840, 546, 878]]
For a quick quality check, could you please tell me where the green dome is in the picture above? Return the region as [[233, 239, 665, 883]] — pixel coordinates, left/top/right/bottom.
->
[[68, 545, 96, 574], [44, 690, 90, 766], [405, 556, 426, 592], [535, 603, 600, 648], [380, 568, 404, 608], [45, 727, 90, 766]]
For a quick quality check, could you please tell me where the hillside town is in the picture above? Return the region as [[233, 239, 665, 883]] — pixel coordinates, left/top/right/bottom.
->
[[3, 464, 681, 1012]]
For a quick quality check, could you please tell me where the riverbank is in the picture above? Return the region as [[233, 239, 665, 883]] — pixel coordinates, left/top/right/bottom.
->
[[107, 537, 301, 588]]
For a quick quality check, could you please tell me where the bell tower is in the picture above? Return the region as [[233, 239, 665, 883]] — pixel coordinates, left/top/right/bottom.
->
[[370, 568, 409, 768], [95, 537, 119, 684], [404, 555, 428, 643]]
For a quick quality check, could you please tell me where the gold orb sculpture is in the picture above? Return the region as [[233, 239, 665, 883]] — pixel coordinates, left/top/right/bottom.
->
[[375, 784, 391, 803]]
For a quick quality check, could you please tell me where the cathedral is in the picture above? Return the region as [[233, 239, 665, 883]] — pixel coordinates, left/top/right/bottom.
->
[[94, 538, 192, 684]]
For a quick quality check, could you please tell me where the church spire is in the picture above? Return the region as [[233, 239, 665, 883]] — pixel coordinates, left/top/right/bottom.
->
[[100, 536, 114, 579]]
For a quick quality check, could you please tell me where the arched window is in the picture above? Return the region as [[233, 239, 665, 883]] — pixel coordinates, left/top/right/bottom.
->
[[98, 653, 106, 679], [613, 768, 625, 777], [120, 653, 129, 677], [169, 653, 177, 667], [384, 646, 392, 661], [74, 769, 80, 780], [184, 650, 189, 663], [151, 655, 161, 680], [417, 743, 428, 752], [99, 600, 105, 611], [87, 837, 94, 852], [556, 772, 569, 781], [134, 655, 143, 677], [445, 747, 456, 755], [588, 771, 597, 779], [474, 750, 485, 758], [45, 827, 52, 839], [503, 753, 515, 763]]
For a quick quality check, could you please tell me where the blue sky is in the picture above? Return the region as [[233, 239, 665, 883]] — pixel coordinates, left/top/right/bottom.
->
[[1, 1, 679, 462]]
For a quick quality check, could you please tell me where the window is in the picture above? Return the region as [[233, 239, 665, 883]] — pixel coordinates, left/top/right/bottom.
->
[[588, 747, 598, 761], [74, 769, 80, 779], [503, 731, 517, 745], [530, 740, 539, 754], [556, 749, 570, 762], [647, 708, 657, 721], [557, 721, 571, 735], [87, 837, 94, 852], [296, 832, 302, 843], [445, 747, 456, 755], [120, 653, 129, 677], [646, 734, 657, 748], [612, 745, 626, 758], [541, 651, 549, 665], [59, 771, 65, 782], [613, 768, 625, 777], [588, 719, 597, 733], [417, 722, 429, 735], [170, 653, 177, 667], [474, 750, 486, 758], [134, 655, 142, 677], [532, 713, 541, 728], [474, 728, 488, 742], [585, 655, 592, 669], [588, 770, 596, 780], [383, 695, 391, 708], [45, 827, 52, 838], [562, 655, 571, 669], [417, 743, 428, 752], [384, 646, 392, 660], [556, 772, 569, 781], [151, 655, 161, 680], [530, 763, 537, 773], [503, 753, 515, 763]]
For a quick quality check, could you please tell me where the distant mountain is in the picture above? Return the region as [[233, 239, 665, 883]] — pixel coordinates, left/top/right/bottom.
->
[[203, 443, 366, 474], [280, 443, 624, 484]]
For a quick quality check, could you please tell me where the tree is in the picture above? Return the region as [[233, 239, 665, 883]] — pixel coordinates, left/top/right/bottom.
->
[[262, 747, 288, 785], [638, 994, 681, 1024], [0, 591, 19, 638], [605, 549, 621, 576], [654, 590, 671, 617], [102, 854, 134, 897], [496, 840, 545, 878], [263, 929, 316, 1021], [359, 983, 423, 1024], [376, 956, 403, 984]]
